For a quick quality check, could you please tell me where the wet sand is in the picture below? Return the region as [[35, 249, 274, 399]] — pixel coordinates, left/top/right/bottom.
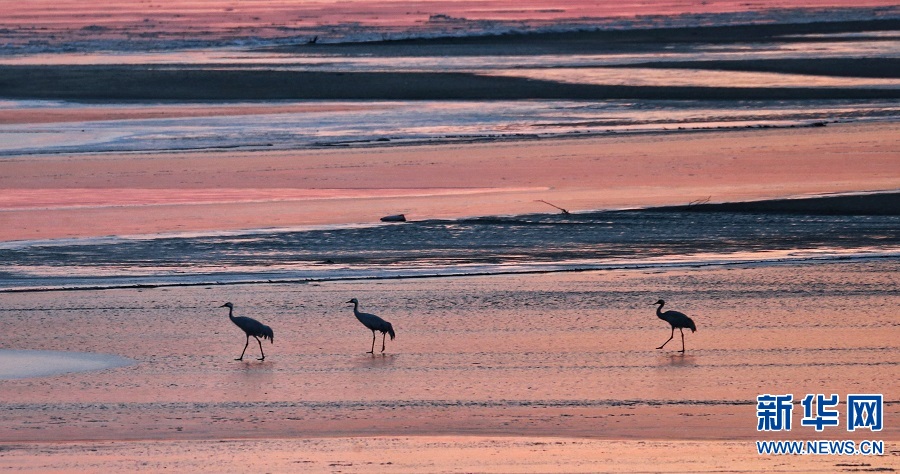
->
[[0, 260, 897, 471], [0, 121, 897, 241], [2, 437, 886, 473]]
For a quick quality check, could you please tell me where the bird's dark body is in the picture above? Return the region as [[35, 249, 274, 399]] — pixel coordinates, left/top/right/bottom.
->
[[354, 311, 396, 339], [653, 299, 696, 352], [347, 298, 395, 353], [221, 302, 273, 361], [657, 309, 696, 333], [230, 315, 274, 342]]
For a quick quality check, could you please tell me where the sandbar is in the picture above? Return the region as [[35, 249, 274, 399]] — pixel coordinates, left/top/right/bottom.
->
[[0, 121, 897, 241]]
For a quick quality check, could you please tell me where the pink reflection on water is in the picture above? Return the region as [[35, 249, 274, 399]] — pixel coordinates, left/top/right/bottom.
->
[[0, 187, 546, 211], [4, 0, 896, 29], [1, 1, 897, 51]]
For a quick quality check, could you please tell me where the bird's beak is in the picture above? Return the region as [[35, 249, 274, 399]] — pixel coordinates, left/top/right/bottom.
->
[[220, 303, 227, 307]]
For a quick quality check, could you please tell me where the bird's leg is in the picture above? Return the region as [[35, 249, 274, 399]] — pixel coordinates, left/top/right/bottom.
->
[[657, 328, 674, 349], [367, 330, 375, 354], [679, 328, 685, 353], [381, 332, 387, 353], [255, 336, 266, 361], [236, 335, 249, 361]]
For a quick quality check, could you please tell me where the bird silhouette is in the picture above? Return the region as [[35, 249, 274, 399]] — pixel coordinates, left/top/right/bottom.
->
[[346, 298, 395, 353], [653, 299, 696, 353], [220, 302, 274, 361]]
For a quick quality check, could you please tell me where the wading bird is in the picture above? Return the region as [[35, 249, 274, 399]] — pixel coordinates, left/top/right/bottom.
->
[[346, 298, 395, 353], [220, 302, 274, 361], [653, 299, 696, 353]]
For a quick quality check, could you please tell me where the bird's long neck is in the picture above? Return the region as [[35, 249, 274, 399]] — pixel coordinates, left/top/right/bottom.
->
[[226, 306, 235, 321], [656, 303, 666, 319], [351, 302, 370, 326]]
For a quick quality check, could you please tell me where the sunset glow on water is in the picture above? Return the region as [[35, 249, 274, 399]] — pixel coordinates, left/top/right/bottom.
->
[[2, 0, 898, 52], [0, 1, 898, 472]]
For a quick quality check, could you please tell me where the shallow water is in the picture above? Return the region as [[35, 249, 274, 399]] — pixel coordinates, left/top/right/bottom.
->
[[0, 350, 134, 380], [1, 206, 897, 291], [0, 260, 896, 443], [2, 99, 898, 156]]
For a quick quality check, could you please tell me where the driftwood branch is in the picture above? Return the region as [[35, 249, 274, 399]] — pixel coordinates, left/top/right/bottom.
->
[[686, 196, 711, 209], [536, 200, 570, 214]]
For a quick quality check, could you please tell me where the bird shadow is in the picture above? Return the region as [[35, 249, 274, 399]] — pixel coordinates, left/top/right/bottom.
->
[[659, 353, 697, 367], [351, 353, 397, 368], [235, 359, 275, 372]]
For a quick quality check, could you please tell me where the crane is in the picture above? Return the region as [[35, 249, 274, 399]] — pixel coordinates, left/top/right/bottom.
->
[[220, 302, 274, 361], [653, 299, 696, 353], [346, 298, 395, 353]]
